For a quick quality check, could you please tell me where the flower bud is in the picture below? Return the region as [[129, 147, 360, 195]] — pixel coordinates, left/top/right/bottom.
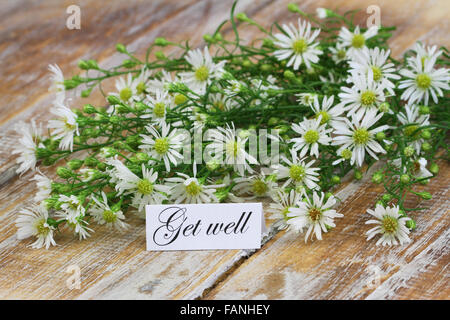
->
[[421, 142, 432, 152], [325, 192, 333, 200], [36, 147, 53, 159], [116, 43, 127, 53], [400, 174, 410, 184], [154, 37, 169, 46], [418, 105, 430, 115], [421, 130, 431, 140], [378, 102, 390, 113], [262, 38, 274, 48], [203, 34, 214, 43], [56, 167, 73, 179], [97, 162, 107, 171], [235, 12, 249, 22], [83, 104, 96, 114], [268, 117, 279, 126], [206, 159, 220, 171], [354, 169, 363, 180], [418, 191, 432, 200], [260, 64, 272, 72], [155, 51, 166, 60], [382, 194, 392, 202], [287, 3, 300, 13], [107, 95, 121, 105], [406, 219, 416, 230], [67, 159, 83, 170], [403, 146, 414, 157], [78, 60, 90, 70], [122, 59, 137, 68], [372, 171, 384, 184], [84, 157, 98, 168], [174, 93, 188, 105], [375, 131, 386, 141], [429, 163, 439, 174], [283, 70, 295, 80], [331, 175, 341, 184]]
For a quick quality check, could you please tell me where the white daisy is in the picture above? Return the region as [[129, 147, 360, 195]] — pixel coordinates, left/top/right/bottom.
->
[[290, 116, 333, 158], [267, 189, 303, 230], [107, 159, 169, 213], [296, 92, 318, 106], [338, 69, 386, 118], [224, 79, 246, 97], [399, 54, 450, 105], [232, 169, 277, 198], [390, 157, 433, 180], [141, 89, 175, 126], [139, 123, 185, 172], [166, 163, 223, 204], [48, 64, 65, 103], [309, 95, 345, 128], [365, 204, 411, 246], [109, 73, 137, 105], [57, 195, 91, 240], [287, 191, 343, 242], [348, 47, 400, 94], [329, 42, 349, 64], [90, 192, 129, 231], [16, 204, 56, 249], [31, 170, 52, 202], [47, 104, 79, 151], [206, 122, 258, 176], [271, 149, 320, 189], [332, 109, 389, 167], [179, 47, 226, 94], [208, 93, 238, 112], [12, 120, 43, 174], [273, 18, 323, 70], [338, 25, 378, 58], [132, 68, 152, 98], [397, 104, 430, 154]]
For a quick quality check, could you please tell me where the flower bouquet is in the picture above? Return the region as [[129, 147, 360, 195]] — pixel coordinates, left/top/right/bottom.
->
[[14, 2, 449, 249]]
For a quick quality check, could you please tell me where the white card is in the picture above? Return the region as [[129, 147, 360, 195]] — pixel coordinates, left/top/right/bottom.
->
[[146, 203, 266, 251]]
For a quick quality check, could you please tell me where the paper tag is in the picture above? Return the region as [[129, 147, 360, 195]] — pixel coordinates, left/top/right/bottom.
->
[[146, 203, 266, 251]]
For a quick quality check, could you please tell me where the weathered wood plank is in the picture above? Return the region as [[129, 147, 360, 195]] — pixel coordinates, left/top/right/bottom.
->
[[204, 159, 450, 300]]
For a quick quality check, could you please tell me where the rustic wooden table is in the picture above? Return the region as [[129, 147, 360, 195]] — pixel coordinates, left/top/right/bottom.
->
[[0, 0, 449, 300]]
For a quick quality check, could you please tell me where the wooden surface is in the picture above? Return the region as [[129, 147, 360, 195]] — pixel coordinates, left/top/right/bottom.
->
[[0, 0, 449, 300]]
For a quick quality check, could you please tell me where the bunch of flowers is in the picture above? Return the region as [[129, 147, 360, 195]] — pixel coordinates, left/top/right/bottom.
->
[[14, 2, 449, 249]]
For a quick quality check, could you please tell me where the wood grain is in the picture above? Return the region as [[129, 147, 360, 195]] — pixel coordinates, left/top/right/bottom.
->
[[0, 0, 448, 300]]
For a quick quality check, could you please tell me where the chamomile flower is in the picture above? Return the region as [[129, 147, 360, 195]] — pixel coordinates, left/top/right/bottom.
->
[[232, 169, 277, 199], [399, 55, 450, 105], [397, 104, 430, 154], [349, 47, 400, 94], [139, 123, 185, 172], [365, 204, 411, 246], [12, 120, 44, 174], [287, 191, 343, 242], [267, 189, 303, 230], [271, 149, 320, 190], [166, 163, 223, 203], [224, 79, 246, 97], [332, 109, 389, 167], [16, 204, 56, 249], [208, 93, 238, 112], [338, 25, 378, 58], [273, 18, 322, 70], [109, 73, 137, 104], [57, 195, 91, 240], [180, 47, 226, 94], [90, 192, 129, 231], [329, 42, 349, 63], [48, 64, 65, 102], [31, 170, 52, 202], [391, 157, 433, 180], [107, 159, 169, 213], [132, 68, 152, 98], [408, 42, 442, 66], [309, 95, 345, 127], [290, 116, 333, 158], [47, 104, 79, 151], [338, 69, 386, 118], [206, 123, 258, 176], [296, 93, 318, 106], [141, 89, 175, 126]]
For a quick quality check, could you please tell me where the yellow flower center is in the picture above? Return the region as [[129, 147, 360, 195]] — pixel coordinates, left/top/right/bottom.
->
[[337, 49, 346, 59], [137, 179, 154, 195], [308, 207, 322, 221], [120, 87, 132, 101], [289, 165, 305, 182], [226, 141, 239, 158], [34, 218, 49, 236], [315, 111, 330, 124], [416, 73, 431, 89], [154, 137, 169, 155], [174, 93, 188, 105], [304, 130, 319, 144], [195, 65, 210, 81], [353, 128, 370, 145], [64, 119, 76, 131], [382, 215, 398, 233], [404, 125, 420, 140], [371, 66, 382, 81], [102, 210, 117, 223], [136, 82, 146, 94], [292, 38, 308, 54], [341, 148, 352, 160], [153, 102, 166, 118], [252, 179, 268, 196], [361, 91, 376, 106], [185, 181, 202, 196], [351, 34, 365, 48]]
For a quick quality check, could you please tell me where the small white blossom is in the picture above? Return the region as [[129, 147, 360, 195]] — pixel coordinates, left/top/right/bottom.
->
[[16, 204, 56, 249], [90, 192, 129, 231], [290, 116, 333, 158]]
